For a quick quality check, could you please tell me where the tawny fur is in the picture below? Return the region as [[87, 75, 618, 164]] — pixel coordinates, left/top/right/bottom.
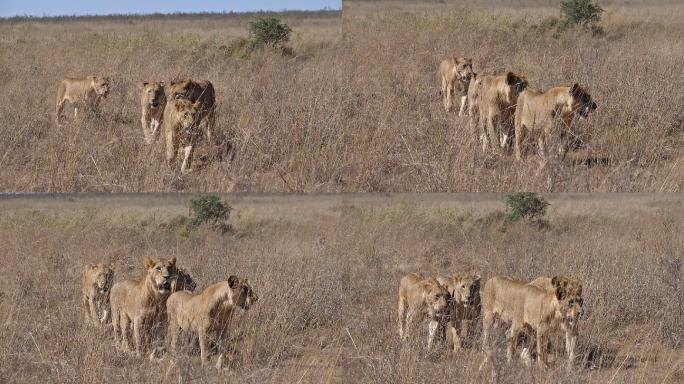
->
[[436, 274, 481, 351], [55, 76, 110, 124], [397, 273, 450, 349], [514, 84, 597, 162], [140, 81, 167, 145], [82, 263, 114, 326], [164, 99, 203, 174], [439, 56, 474, 115], [167, 276, 258, 369]]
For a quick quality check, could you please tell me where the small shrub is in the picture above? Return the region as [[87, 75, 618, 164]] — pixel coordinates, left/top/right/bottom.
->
[[188, 195, 232, 233], [560, 0, 604, 28], [504, 192, 549, 222], [248, 16, 292, 49]]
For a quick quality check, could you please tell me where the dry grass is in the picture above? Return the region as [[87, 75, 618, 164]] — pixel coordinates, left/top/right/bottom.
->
[[0, 11, 343, 192], [0, 193, 682, 383], [344, 0, 684, 192]]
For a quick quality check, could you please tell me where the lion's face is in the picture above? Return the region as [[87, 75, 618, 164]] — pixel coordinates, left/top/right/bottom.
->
[[142, 81, 166, 108], [456, 58, 474, 82], [90, 77, 110, 97], [452, 275, 481, 307], [168, 80, 196, 100], [552, 276, 584, 328], [228, 276, 259, 311], [569, 84, 597, 120], [174, 100, 199, 131], [424, 281, 450, 318], [504, 72, 528, 102], [171, 268, 197, 292], [89, 263, 114, 294], [144, 257, 177, 295]]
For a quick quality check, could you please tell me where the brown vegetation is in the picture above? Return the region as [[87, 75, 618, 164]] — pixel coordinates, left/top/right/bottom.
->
[[0, 194, 682, 382]]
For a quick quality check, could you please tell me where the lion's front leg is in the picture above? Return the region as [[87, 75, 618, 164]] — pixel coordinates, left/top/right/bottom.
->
[[427, 319, 439, 350], [180, 145, 194, 174], [133, 317, 144, 357]]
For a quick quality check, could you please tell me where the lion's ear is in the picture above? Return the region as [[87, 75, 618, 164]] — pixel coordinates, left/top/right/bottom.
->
[[168, 257, 176, 266], [473, 274, 481, 283], [228, 275, 240, 289], [144, 257, 156, 269], [159, 81, 165, 87], [142, 81, 149, 87], [170, 81, 176, 86], [570, 83, 580, 94]]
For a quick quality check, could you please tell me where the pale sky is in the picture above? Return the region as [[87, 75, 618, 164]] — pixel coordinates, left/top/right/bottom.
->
[[0, 1, 341, 18]]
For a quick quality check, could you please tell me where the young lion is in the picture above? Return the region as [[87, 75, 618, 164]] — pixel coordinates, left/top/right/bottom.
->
[[164, 99, 203, 174], [82, 262, 114, 326], [167, 79, 216, 142], [398, 273, 450, 349], [167, 276, 258, 369], [140, 81, 167, 145], [55, 76, 110, 123], [109, 257, 177, 357], [439, 56, 474, 115], [436, 274, 481, 351], [481, 275, 583, 368], [473, 72, 528, 152], [514, 84, 597, 162]]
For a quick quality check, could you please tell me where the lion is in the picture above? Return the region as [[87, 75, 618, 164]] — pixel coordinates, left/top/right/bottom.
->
[[164, 99, 203, 174], [472, 72, 528, 152], [167, 79, 216, 142], [171, 267, 197, 292], [167, 276, 258, 369], [514, 84, 597, 162], [439, 56, 474, 115], [481, 275, 583, 368], [398, 273, 450, 349], [109, 257, 177, 357], [82, 262, 114, 326], [140, 81, 167, 145], [436, 274, 481, 351], [55, 76, 110, 123]]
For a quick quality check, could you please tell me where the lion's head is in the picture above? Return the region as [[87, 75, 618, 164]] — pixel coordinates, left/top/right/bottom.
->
[[168, 80, 199, 100], [552, 275, 584, 328], [451, 274, 481, 307], [504, 72, 528, 103], [227, 275, 258, 311], [142, 81, 166, 108], [87, 263, 114, 295], [172, 99, 200, 132], [171, 267, 197, 292], [569, 83, 597, 120], [89, 76, 110, 97], [455, 57, 474, 82], [422, 278, 450, 318], [143, 257, 177, 295]]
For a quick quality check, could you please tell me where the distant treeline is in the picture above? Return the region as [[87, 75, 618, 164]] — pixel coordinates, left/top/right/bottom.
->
[[0, 9, 341, 23]]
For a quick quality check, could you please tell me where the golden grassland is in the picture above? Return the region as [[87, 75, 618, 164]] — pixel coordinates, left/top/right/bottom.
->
[[344, 0, 684, 192], [0, 11, 342, 192], [0, 193, 682, 383]]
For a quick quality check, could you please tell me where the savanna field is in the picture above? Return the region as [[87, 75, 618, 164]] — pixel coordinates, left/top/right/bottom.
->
[[0, 194, 682, 383], [0, 2, 682, 193]]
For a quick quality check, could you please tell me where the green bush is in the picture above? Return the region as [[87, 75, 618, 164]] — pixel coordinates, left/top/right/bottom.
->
[[188, 195, 232, 232], [560, 0, 604, 28], [504, 192, 549, 222], [248, 16, 292, 49]]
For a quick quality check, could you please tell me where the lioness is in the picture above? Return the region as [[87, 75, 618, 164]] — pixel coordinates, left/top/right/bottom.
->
[[167, 79, 216, 142], [436, 274, 481, 351], [514, 84, 597, 161], [481, 275, 583, 368], [82, 262, 114, 326], [55, 76, 110, 123], [164, 99, 203, 174], [398, 273, 450, 349], [110, 257, 177, 357], [167, 276, 258, 369], [140, 81, 167, 145], [527, 276, 584, 365], [439, 56, 474, 115], [473, 72, 528, 152]]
